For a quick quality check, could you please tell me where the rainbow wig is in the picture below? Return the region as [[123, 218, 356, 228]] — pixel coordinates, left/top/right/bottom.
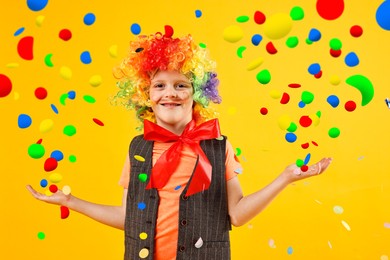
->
[[112, 28, 221, 130]]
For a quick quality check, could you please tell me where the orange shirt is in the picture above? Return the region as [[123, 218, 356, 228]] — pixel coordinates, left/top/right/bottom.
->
[[119, 139, 242, 260]]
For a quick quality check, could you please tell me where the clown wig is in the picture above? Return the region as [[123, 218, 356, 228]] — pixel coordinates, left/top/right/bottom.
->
[[112, 29, 221, 130]]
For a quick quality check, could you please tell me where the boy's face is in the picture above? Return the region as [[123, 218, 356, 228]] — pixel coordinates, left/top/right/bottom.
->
[[149, 70, 194, 131]]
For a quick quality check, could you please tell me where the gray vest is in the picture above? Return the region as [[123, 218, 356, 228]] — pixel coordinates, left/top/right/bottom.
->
[[124, 135, 231, 260]]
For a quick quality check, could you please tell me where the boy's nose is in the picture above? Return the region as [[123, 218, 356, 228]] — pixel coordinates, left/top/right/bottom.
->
[[164, 86, 178, 98]]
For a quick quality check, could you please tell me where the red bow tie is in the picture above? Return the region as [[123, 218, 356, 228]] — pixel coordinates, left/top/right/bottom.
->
[[143, 118, 221, 196]]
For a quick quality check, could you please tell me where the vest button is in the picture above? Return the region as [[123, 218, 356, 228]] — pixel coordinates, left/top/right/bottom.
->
[[179, 245, 186, 252], [146, 220, 152, 224], [150, 195, 156, 199], [180, 219, 187, 226], [181, 195, 188, 200]]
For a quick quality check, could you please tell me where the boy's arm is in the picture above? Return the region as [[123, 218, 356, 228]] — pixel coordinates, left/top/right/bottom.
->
[[226, 158, 332, 227], [27, 185, 128, 230]]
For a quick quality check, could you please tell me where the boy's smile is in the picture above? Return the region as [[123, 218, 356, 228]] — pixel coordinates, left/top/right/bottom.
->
[[149, 70, 194, 134]]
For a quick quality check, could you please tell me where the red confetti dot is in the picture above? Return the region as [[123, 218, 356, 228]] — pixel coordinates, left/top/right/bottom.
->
[[301, 165, 309, 172], [301, 143, 309, 149], [59, 29, 72, 41], [314, 70, 322, 78], [312, 141, 318, 146], [93, 118, 104, 126], [330, 48, 342, 58], [299, 115, 312, 127], [49, 184, 58, 193], [260, 107, 268, 115], [288, 83, 301, 88], [345, 100, 356, 112], [164, 25, 174, 38], [17, 36, 34, 60], [280, 92, 290, 104], [35, 87, 47, 100], [0, 74, 12, 98], [36, 139, 43, 144], [350, 25, 363, 37], [44, 157, 58, 172], [60, 206, 70, 219], [266, 41, 277, 54], [254, 11, 266, 24], [316, 0, 345, 20]]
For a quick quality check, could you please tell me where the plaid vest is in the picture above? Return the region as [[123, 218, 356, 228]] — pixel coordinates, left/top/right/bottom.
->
[[124, 135, 231, 260]]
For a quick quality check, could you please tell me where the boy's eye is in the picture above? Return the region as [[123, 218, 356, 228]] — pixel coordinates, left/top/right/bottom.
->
[[154, 83, 164, 88], [176, 83, 190, 89]]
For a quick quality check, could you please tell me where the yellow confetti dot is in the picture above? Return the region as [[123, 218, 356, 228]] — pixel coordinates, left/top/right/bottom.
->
[[14, 92, 20, 100], [62, 185, 71, 195], [329, 74, 341, 85], [139, 248, 149, 259], [246, 57, 264, 71], [36, 15, 45, 27], [39, 119, 54, 133], [380, 255, 389, 260], [134, 155, 145, 162], [109, 45, 118, 58], [223, 25, 244, 43], [60, 66, 72, 80], [227, 106, 237, 115], [263, 13, 293, 40], [89, 75, 102, 87], [277, 114, 292, 130], [341, 220, 351, 231], [309, 113, 320, 126], [45, 190, 52, 196], [139, 232, 148, 240], [269, 89, 282, 99], [6, 63, 19, 68], [49, 173, 63, 183]]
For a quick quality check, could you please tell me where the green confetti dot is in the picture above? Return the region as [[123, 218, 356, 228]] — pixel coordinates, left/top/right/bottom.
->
[[236, 15, 249, 23], [301, 91, 314, 104], [28, 143, 45, 159], [83, 95, 96, 103], [290, 6, 304, 20], [37, 232, 45, 240], [328, 127, 340, 138], [138, 173, 148, 182], [199, 43, 206, 48], [256, 69, 271, 84], [60, 93, 68, 105], [296, 159, 304, 167], [306, 38, 313, 45], [63, 125, 76, 136], [286, 36, 299, 48], [236, 46, 247, 58], [69, 155, 77, 162], [287, 122, 298, 132], [329, 38, 342, 50], [235, 147, 242, 156], [316, 110, 322, 118]]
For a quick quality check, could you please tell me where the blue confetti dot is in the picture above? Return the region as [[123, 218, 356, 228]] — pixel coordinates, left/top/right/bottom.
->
[[18, 114, 32, 128], [80, 51, 92, 64], [130, 23, 141, 35], [308, 63, 321, 75], [51, 150, 64, 161], [251, 34, 263, 46], [376, 1, 390, 30], [50, 104, 59, 114], [298, 101, 306, 108], [68, 90, 76, 99], [14, 27, 25, 36], [287, 246, 293, 255], [304, 153, 311, 165], [285, 133, 297, 143], [40, 179, 48, 188], [83, 13, 96, 26], [195, 10, 202, 18], [27, 0, 48, 12], [308, 28, 321, 42], [344, 52, 359, 67], [174, 185, 181, 190], [327, 95, 340, 108], [138, 202, 146, 210]]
